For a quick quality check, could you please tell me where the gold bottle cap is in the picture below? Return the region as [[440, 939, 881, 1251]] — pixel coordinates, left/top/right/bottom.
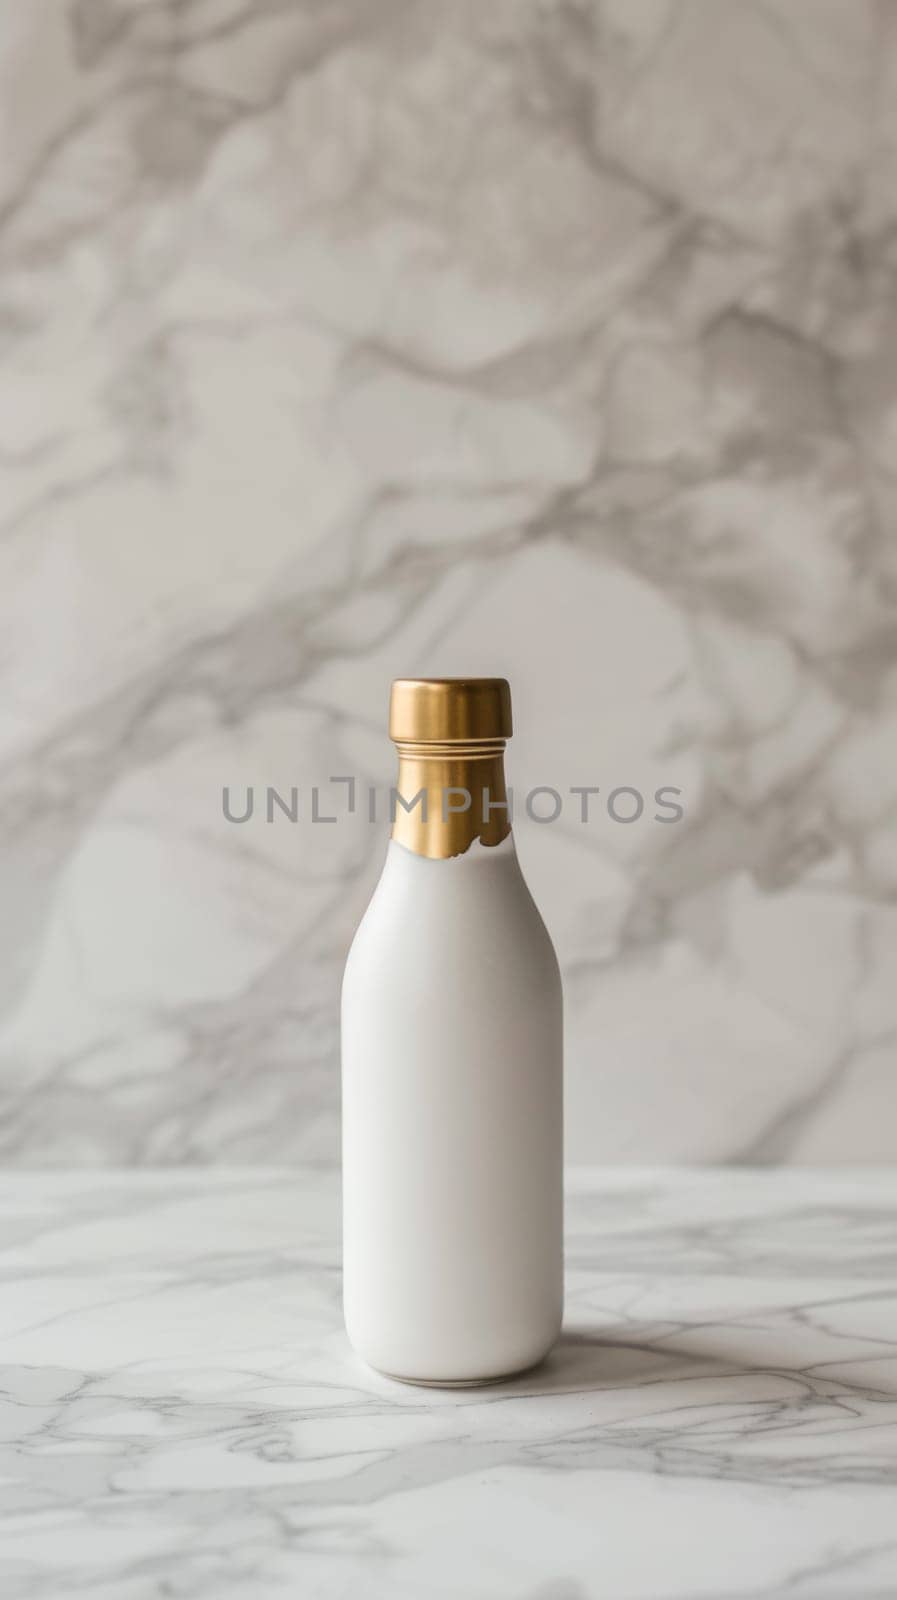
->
[[389, 678, 512, 748], [388, 679, 512, 856]]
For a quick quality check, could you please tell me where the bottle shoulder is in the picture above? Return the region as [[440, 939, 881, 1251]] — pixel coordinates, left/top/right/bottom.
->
[[344, 837, 561, 997]]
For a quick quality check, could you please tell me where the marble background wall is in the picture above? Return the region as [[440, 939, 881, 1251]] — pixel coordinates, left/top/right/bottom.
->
[[1, 0, 896, 1167]]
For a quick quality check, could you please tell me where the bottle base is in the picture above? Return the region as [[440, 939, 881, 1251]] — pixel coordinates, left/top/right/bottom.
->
[[367, 1353, 550, 1389]]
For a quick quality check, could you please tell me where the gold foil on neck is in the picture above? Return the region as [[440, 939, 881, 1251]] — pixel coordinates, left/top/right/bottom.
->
[[388, 679, 512, 859]]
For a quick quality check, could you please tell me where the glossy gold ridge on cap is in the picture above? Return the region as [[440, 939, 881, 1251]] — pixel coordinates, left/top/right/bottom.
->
[[389, 678, 513, 859]]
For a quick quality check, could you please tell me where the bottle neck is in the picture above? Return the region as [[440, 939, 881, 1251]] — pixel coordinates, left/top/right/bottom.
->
[[391, 741, 511, 859]]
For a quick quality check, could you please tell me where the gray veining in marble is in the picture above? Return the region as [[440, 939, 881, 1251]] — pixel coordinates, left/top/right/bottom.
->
[[1, 2, 896, 1164], [2, 1167, 897, 1598]]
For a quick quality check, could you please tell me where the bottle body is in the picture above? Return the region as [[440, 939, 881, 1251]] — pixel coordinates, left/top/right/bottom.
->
[[342, 835, 563, 1384]]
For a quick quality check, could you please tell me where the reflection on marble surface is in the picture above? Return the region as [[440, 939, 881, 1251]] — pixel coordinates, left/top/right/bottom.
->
[[1, 2, 896, 1163], [1, 1167, 896, 1598]]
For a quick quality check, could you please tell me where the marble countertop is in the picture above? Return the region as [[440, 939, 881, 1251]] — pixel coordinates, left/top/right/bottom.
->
[[2, 1169, 896, 1600]]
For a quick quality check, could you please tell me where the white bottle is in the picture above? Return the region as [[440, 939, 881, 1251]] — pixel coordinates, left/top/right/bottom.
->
[[342, 678, 563, 1385]]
